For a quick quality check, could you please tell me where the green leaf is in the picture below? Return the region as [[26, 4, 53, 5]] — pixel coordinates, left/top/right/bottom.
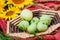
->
[[38, 38, 44, 40], [0, 31, 14, 40]]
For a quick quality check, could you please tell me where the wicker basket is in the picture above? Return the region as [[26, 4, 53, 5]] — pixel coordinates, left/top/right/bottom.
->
[[7, 9, 60, 38]]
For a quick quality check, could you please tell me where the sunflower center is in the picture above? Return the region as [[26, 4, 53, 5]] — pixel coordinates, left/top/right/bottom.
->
[[6, 11, 14, 16], [12, 0, 24, 4]]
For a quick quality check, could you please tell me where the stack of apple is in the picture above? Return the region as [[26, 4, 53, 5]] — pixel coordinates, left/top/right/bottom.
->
[[17, 9, 52, 34]]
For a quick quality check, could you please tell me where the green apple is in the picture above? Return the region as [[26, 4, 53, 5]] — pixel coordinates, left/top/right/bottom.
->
[[20, 9, 33, 21], [27, 23, 37, 34], [40, 20, 51, 25], [31, 17, 39, 24], [17, 20, 29, 31], [40, 15, 51, 25], [37, 22, 48, 32]]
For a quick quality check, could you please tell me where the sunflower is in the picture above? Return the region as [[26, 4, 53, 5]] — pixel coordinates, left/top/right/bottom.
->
[[7, 0, 33, 8], [1, 7, 21, 20], [0, 0, 5, 5], [0, 0, 6, 13], [0, 0, 6, 19], [0, 7, 4, 14]]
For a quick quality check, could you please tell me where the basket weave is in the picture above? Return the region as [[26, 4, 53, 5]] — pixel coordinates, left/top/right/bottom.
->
[[7, 9, 60, 38]]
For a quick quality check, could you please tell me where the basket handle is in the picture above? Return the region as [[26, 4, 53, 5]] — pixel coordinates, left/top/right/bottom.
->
[[32, 9, 58, 13], [24, 3, 51, 10]]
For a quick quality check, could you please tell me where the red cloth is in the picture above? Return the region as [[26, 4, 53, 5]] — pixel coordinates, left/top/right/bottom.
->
[[0, 18, 7, 34], [43, 27, 60, 40], [44, 3, 56, 8], [43, 32, 60, 40], [43, 35, 55, 40], [54, 32, 60, 40]]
